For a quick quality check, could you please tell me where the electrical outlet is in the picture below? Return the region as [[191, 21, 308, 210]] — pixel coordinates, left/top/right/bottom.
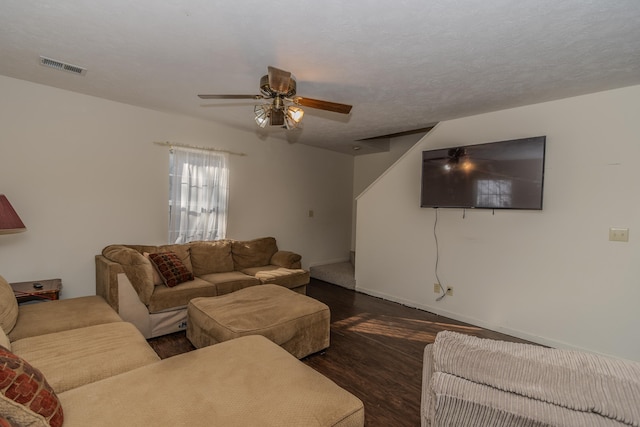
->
[[434, 283, 454, 296], [609, 227, 629, 242]]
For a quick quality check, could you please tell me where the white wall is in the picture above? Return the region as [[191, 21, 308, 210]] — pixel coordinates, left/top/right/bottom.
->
[[351, 133, 425, 250], [0, 75, 353, 298], [356, 85, 640, 361]]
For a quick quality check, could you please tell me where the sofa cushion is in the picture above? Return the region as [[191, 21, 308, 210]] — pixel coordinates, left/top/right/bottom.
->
[[0, 275, 18, 334], [143, 252, 164, 285], [149, 252, 194, 287], [197, 271, 261, 296], [148, 273, 261, 313], [0, 328, 10, 350], [148, 277, 219, 313], [8, 296, 122, 342], [58, 335, 364, 427], [429, 371, 629, 427], [241, 266, 310, 289], [189, 240, 234, 276], [0, 345, 64, 427], [157, 244, 193, 272], [120, 244, 157, 254], [231, 237, 278, 270], [11, 322, 160, 393], [270, 250, 302, 269]]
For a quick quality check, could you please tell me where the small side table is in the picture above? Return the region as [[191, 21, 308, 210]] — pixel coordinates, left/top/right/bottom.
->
[[10, 279, 62, 304]]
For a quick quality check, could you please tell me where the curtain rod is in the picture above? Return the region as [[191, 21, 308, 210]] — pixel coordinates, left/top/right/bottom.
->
[[153, 141, 247, 157]]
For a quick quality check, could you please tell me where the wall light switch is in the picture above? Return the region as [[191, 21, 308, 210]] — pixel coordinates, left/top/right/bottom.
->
[[609, 227, 629, 242], [308, 210, 314, 218]]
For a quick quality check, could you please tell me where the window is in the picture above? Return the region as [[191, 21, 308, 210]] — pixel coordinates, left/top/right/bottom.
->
[[168, 148, 229, 243], [476, 179, 512, 208]]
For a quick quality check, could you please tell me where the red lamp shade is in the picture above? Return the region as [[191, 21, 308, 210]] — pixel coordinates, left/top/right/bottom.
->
[[0, 195, 26, 234]]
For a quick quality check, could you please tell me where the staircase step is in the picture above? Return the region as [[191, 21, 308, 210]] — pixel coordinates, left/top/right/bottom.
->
[[310, 262, 355, 290]]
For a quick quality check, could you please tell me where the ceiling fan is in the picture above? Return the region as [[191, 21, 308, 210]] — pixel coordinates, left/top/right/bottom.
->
[[198, 66, 352, 129]]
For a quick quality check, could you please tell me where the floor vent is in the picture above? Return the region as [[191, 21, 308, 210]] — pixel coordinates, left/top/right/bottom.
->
[[39, 56, 87, 76]]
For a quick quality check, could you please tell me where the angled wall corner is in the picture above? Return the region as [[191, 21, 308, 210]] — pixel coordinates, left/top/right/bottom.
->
[[355, 85, 640, 362]]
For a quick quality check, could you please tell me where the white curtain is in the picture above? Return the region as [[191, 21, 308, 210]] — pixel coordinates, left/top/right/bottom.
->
[[169, 147, 229, 243]]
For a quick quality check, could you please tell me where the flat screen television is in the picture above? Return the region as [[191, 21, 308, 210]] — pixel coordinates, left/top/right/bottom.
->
[[420, 136, 546, 210]]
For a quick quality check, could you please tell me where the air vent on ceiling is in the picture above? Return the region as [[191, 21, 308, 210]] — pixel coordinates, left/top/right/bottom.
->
[[39, 56, 87, 76]]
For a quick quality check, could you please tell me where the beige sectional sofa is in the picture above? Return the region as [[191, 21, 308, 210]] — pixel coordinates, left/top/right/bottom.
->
[[1, 281, 159, 397], [0, 274, 365, 427], [422, 331, 640, 427], [96, 237, 310, 338]]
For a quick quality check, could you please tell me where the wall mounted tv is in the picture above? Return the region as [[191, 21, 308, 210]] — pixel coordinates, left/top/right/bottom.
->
[[420, 136, 546, 210]]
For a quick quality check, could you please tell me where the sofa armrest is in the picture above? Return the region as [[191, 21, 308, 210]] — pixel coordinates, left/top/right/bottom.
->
[[421, 344, 435, 427], [101, 245, 155, 305], [116, 273, 153, 338], [270, 251, 302, 269], [95, 255, 123, 312]]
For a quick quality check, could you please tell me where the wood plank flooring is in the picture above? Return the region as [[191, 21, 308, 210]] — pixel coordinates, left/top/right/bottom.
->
[[148, 278, 532, 426]]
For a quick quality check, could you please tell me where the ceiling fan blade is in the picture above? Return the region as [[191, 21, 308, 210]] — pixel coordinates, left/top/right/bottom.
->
[[198, 94, 262, 99], [267, 66, 292, 94], [293, 96, 352, 114]]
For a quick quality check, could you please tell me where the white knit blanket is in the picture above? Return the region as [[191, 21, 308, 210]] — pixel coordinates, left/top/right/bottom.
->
[[429, 331, 640, 427]]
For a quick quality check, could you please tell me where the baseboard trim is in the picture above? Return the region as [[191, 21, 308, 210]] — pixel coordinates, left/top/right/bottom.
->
[[354, 285, 609, 358]]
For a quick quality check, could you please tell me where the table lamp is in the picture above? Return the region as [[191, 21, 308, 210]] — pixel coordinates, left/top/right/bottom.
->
[[0, 195, 26, 234]]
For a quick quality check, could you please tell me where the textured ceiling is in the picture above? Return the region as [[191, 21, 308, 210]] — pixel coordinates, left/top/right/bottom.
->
[[1, 1, 639, 155]]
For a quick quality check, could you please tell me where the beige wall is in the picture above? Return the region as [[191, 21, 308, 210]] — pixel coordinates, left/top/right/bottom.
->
[[351, 133, 425, 250], [0, 75, 353, 298], [356, 85, 640, 361]]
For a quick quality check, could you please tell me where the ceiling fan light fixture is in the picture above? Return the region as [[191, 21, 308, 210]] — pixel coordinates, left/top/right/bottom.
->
[[270, 108, 285, 127], [254, 104, 270, 128], [255, 104, 300, 129], [284, 106, 304, 129]]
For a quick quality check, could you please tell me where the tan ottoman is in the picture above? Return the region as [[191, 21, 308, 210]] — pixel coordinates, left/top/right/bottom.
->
[[187, 284, 330, 359]]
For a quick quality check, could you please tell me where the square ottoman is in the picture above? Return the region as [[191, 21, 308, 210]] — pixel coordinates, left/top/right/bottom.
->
[[186, 284, 330, 359]]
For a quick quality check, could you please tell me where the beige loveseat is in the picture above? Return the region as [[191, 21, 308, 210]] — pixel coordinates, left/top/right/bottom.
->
[[422, 331, 640, 427], [0, 275, 364, 427], [96, 237, 310, 338]]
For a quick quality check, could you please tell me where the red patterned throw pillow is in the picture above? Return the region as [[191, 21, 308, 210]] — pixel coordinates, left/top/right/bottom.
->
[[148, 251, 194, 287], [0, 345, 63, 427]]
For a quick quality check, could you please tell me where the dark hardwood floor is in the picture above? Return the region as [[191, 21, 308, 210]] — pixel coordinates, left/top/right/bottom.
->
[[147, 278, 532, 427]]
